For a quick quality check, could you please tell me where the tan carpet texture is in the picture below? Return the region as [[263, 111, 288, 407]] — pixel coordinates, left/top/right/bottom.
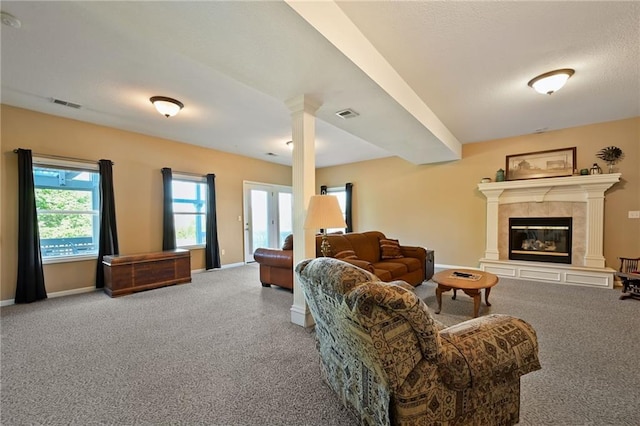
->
[[1, 263, 638, 425]]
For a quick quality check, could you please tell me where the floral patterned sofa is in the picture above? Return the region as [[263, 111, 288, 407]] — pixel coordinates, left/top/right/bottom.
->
[[295, 257, 541, 426]]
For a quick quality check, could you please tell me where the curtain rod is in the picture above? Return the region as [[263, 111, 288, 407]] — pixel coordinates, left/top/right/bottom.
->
[[166, 169, 207, 178], [13, 150, 114, 165]]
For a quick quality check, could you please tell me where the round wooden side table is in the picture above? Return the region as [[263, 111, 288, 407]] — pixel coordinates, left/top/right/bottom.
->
[[432, 269, 499, 318]]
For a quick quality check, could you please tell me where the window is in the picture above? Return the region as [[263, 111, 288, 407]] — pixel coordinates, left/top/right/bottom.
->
[[172, 177, 207, 247], [33, 160, 100, 260], [325, 187, 347, 234]]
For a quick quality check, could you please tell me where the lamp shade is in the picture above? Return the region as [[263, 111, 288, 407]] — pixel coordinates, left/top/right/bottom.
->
[[304, 195, 346, 230], [527, 69, 575, 95], [150, 96, 184, 117]]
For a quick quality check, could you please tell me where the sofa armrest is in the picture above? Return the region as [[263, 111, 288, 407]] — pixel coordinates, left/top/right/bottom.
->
[[437, 314, 541, 390], [387, 280, 416, 292], [339, 258, 376, 274], [400, 245, 427, 261], [253, 248, 293, 268]]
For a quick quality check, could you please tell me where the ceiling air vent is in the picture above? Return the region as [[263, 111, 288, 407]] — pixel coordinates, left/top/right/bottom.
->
[[51, 98, 82, 109], [335, 108, 359, 119]]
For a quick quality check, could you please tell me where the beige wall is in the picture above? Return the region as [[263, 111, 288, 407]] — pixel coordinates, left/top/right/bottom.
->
[[1, 105, 292, 301], [2, 105, 638, 302], [317, 117, 639, 270]]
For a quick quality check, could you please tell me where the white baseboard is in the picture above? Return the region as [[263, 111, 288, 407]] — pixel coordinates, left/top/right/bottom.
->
[[1, 286, 97, 307], [1, 264, 249, 306], [290, 304, 315, 328], [434, 263, 478, 272], [193, 262, 245, 274], [222, 262, 245, 269], [50, 286, 98, 298]]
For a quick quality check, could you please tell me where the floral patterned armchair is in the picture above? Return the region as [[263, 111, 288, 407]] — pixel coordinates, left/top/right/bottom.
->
[[295, 257, 541, 425]]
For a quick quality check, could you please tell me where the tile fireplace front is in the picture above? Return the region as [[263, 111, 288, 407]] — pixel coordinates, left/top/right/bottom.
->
[[499, 202, 586, 266]]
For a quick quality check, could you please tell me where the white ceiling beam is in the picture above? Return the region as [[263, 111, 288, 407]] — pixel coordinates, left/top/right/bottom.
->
[[285, 0, 461, 163]]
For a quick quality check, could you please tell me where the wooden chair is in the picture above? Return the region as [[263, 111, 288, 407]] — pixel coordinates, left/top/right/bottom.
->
[[616, 257, 640, 300]]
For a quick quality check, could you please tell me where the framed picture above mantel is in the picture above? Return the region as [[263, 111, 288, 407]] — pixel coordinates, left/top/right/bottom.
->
[[506, 147, 576, 181]]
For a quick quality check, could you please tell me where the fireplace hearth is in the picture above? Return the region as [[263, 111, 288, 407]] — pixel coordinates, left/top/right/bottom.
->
[[509, 217, 572, 264]]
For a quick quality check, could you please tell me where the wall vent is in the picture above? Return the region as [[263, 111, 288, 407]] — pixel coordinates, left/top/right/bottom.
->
[[335, 108, 359, 119], [51, 98, 82, 109]]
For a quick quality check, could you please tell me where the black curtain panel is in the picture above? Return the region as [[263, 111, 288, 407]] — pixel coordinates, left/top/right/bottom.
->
[[96, 159, 120, 288], [161, 168, 176, 251], [205, 174, 221, 270], [15, 149, 47, 303], [345, 182, 353, 233]]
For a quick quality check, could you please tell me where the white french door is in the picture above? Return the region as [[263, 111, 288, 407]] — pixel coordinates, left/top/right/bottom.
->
[[243, 182, 292, 262]]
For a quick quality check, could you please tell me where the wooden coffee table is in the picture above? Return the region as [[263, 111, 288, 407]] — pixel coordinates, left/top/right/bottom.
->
[[432, 269, 498, 318]]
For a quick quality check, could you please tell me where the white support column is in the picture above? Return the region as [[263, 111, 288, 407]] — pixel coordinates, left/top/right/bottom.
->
[[583, 184, 610, 268], [483, 189, 504, 260], [286, 95, 320, 327]]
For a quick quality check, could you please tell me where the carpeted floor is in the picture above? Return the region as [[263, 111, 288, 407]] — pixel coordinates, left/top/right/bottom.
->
[[1, 264, 638, 425]]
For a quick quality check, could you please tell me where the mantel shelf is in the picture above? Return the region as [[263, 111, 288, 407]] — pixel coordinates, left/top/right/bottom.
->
[[478, 173, 621, 192], [477, 173, 621, 205]]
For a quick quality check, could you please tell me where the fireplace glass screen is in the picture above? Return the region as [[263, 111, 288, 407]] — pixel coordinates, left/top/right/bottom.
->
[[509, 217, 572, 264]]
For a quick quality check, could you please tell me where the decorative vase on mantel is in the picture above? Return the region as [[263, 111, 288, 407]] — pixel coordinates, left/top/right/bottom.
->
[[595, 146, 624, 173]]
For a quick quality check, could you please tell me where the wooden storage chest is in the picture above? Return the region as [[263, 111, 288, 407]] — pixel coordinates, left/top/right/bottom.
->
[[102, 249, 191, 297]]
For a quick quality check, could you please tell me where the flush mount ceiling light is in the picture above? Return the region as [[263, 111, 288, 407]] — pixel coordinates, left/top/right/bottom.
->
[[149, 96, 184, 117], [527, 69, 575, 95], [1, 11, 21, 29]]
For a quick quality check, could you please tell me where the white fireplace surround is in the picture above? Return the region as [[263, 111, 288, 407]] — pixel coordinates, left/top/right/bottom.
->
[[478, 174, 621, 288]]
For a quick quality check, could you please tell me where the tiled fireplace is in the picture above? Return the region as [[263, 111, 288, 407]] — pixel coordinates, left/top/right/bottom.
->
[[478, 174, 620, 288]]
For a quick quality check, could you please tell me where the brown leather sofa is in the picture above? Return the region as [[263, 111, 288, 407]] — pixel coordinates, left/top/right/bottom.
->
[[254, 244, 294, 290], [254, 231, 431, 290]]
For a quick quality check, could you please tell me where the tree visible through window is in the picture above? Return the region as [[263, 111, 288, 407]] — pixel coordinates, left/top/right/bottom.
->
[[34, 165, 100, 258]]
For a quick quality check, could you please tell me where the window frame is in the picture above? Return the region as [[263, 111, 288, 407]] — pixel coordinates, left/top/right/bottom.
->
[[32, 156, 100, 264], [171, 173, 207, 249], [325, 186, 347, 234]]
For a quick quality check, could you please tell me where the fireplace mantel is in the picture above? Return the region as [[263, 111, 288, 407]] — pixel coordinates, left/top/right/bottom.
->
[[478, 174, 621, 288], [478, 173, 621, 203]]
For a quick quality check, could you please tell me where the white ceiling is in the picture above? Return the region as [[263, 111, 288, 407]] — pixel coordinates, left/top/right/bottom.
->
[[1, 1, 638, 168]]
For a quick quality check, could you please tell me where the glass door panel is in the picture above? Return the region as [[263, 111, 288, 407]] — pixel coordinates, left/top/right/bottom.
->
[[250, 189, 269, 254], [278, 192, 293, 247], [243, 182, 292, 263]]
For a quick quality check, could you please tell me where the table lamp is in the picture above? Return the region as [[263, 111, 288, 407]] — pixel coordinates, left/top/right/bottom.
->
[[304, 195, 347, 257]]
